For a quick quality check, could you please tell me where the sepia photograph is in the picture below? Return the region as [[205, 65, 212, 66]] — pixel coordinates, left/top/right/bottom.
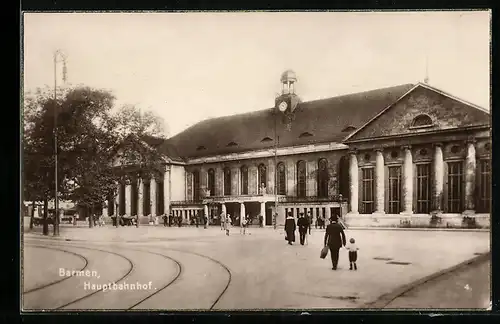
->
[[21, 10, 491, 311]]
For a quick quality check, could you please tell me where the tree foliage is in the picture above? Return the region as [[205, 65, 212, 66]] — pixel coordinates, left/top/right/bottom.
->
[[23, 85, 169, 215]]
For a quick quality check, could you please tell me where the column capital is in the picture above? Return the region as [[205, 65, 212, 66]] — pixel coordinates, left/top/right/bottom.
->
[[465, 138, 477, 145], [433, 142, 444, 148], [374, 148, 384, 153], [348, 148, 358, 155], [401, 145, 412, 151]]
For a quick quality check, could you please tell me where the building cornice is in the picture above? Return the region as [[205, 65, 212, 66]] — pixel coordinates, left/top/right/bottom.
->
[[186, 142, 349, 165], [344, 124, 490, 144]]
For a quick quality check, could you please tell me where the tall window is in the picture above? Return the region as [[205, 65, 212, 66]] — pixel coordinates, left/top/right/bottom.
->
[[240, 166, 249, 195], [388, 166, 401, 214], [224, 167, 231, 196], [157, 179, 164, 215], [258, 164, 267, 189], [317, 158, 329, 198], [477, 159, 491, 213], [193, 171, 200, 201], [119, 182, 125, 215], [277, 162, 286, 195], [207, 169, 215, 197], [297, 160, 306, 197], [361, 168, 374, 214], [143, 180, 150, 214], [447, 161, 463, 213], [416, 164, 431, 213], [131, 178, 138, 216]]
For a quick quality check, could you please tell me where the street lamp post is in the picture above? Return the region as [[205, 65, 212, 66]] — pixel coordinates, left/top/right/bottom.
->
[[53, 49, 67, 237]]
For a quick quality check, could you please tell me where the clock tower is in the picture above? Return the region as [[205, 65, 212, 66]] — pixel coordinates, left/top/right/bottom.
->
[[275, 70, 301, 130]]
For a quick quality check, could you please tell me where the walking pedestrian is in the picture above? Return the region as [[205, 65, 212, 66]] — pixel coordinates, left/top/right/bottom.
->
[[204, 213, 208, 229], [224, 213, 232, 236], [259, 214, 264, 228], [240, 213, 248, 235], [297, 213, 309, 245], [323, 216, 346, 270], [284, 212, 296, 245], [346, 238, 359, 270], [220, 212, 225, 231]]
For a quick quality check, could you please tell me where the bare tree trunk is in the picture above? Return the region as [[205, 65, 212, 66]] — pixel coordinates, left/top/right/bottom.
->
[[42, 198, 49, 235], [29, 201, 35, 230]]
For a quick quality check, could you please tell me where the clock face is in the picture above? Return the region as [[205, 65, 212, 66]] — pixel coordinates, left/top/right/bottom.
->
[[278, 101, 288, 112]]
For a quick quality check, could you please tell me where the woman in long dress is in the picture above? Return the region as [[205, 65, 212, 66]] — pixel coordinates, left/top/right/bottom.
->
[[284, 212, 296, 245], [224, 213, 232, 236]]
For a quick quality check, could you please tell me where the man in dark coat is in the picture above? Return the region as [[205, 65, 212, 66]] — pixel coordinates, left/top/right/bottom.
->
[[324, 216, 346, 270], [284, 212, 296, 245], [297, 213, 309, 245]]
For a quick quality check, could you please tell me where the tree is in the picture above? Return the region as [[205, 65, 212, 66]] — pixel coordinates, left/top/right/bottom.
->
[[23, 85, 170, 231]]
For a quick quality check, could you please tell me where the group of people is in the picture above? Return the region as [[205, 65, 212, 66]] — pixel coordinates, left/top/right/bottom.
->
[[219, 212, 251, 236], [284, 212, 359, 271]]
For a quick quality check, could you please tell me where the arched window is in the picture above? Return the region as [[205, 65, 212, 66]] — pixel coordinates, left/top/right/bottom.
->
[[207, 169, 215, 197], [240, 166, 248, 195], [193, 170, 200, 201], [277, 162, 286, 195], [318, 158, 329, 198], [258, 164, 267, 191], [411, 114, 433, 128], [224, 167, 231, 196], [297, 160, 306, 197]]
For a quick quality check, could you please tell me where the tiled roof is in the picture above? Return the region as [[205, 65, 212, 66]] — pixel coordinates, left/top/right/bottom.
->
[[140, 134, 184, 162], [164, 84, 415, 159]]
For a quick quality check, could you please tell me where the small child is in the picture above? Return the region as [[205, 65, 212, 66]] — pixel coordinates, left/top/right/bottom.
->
[[346, 238, 359, 270]]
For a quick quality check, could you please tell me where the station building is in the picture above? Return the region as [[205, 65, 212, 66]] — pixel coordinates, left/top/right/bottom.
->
[[107, 71, 491, 228]]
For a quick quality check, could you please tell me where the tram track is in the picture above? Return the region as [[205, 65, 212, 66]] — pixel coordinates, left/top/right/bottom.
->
[[23, 245, 89, 294], [24, 238, 232, 310]]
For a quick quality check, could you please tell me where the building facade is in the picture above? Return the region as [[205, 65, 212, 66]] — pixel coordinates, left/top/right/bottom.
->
[[108, 71, 491, 228]]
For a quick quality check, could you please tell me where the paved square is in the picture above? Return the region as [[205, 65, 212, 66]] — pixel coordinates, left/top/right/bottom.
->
[[23, 225, 490, 310]]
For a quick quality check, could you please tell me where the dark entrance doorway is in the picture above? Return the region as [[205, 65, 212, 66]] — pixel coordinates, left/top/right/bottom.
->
[[265, 202, 274, 226], [338, 155, 349, 199], [243, 202, 260, 226], [225, 202, 240, 226]]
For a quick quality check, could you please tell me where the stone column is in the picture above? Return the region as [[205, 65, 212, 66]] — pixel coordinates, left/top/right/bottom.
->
[[138, 178, 144, 216], [402, 146, 413, 214], [260, 201, 266, 223], [240, 203, 246, 224], [115, 185, 120, 216], [102, 202, 108, 218], [325, 206, 331, 221], [307, 160, 317, 197], [349, 151, 359, 214], [375, 149, 385, 214], [125, 183, 131, 216], [150, 177, 157, 217], [221, 203, 227, 215], [464, 140, 476, 214], [164, 169, 170, 218], [204, 204, 209, 217], [432, 143, 444, 213]]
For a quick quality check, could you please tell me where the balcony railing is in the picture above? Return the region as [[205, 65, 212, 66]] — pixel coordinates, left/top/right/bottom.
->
[[174, 194, 346, 205]]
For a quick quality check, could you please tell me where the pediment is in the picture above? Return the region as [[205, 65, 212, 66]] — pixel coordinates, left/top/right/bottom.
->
[[344, 84, 490, 142], [111, 136, 170, 167]]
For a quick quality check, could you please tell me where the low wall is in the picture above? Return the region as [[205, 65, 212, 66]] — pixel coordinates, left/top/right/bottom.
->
[[344, 213, 490, 229]]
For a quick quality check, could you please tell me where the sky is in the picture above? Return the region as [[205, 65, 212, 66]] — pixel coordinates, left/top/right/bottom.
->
[[23, 11, 491, 137]]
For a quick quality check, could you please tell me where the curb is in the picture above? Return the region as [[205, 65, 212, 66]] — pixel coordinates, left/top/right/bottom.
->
[[362, 251, 491, 309]]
